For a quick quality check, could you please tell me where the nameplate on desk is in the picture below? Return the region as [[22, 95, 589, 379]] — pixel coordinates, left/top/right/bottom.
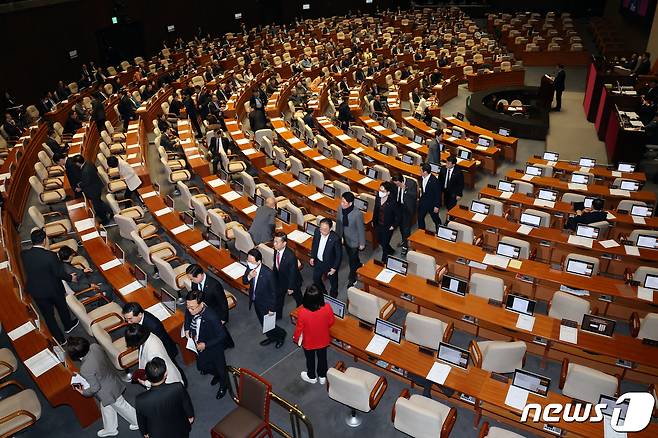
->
[[517, 225, 533, 235], [190, 240, 211, 252], [286, 180, 302, 188], [81, 231, 101, 241], [208, 178, 225, 188], [154, 207, 173, 217], [221, 191, 241, 202], [358, 176, 373, 185], [100, 258, 122, 271], [74, 218, 96, 232], [609, 189, 630, 198], [559, 284, 589, 296], [242, 205, 257, 215], [119, 280, 143, 296], [599, 239, 620, 248]]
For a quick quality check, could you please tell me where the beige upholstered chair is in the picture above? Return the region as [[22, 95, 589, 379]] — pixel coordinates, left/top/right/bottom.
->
[[478, 198, 504, 216], [106, 194, 145, 220], [479, 422, 526, 438], [559, 359, 619, 404], [114, 214, 157, 241], [632, 266, 658, 284], [152, 255, 190, 293], [405, 312, 453, 351], [347, 287, 396, 325], [522, 208, 551, 227], [327, 361, 387, 427], [392, 390, 457, 437], [97, 166, 127, 193], [0, 381, 41, 436], [157, 145, 186, 170], [631, 312, 658, 341], [628, 229, 658, 246], [470, 340, 526, 374], [34, 162, 64, 190], [233, 226, 255, 255], [406, 251, 437, 280], [499, 236, 531, 260], [0, 349, 17, 379], [28, 207, 71, 238], [446, 221, 475, 244], [469, 273, 506, 301], [65, 292, 124, 337], [92, 324, 138, 370], [177, 181, 212, 211], [548, 291, 591, 323], [131, 230, 176, 269], [29, 176, 65, 205], [280, 201, 316, 227], [219, 149, 246, 175], [161, 157, 191, 183], [561, 192, 585, 204], [511, 180, 533, 195]]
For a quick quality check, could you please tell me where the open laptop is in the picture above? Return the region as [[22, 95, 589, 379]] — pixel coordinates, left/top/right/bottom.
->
[[477, 137, 491, 148], [111, 242, 125, 263], [512, 369, 550, 397], [159, 288, 177, 314], [277, 208, 292, 224], [636, 234, 657, 250], [437, 342, 470, 369], [599, 394, 629, 426], [437, 225, 458, 242], [401, 154, 415, 165], [254, 194, 264, 207], [456, 112, 465, 121], [496, 242, 521, 259], [470, 200, 490, 215], [581, 314, 616, 337], [542, 151, 559, 161], [565, 259, 594, 277], [135, 265, 148, 287], [375, 318, 403, 343], [505, 294, 536, 316], [324, 295, 345, 318], [341, 157, 352, 169], [440, 274, 468, 296], [520, 212, 542, 228], [451, 128, 462, 138], [366, 168, 378, 179], [414, 134, 424, 144], [165, 195, 175, 209], [305, 221, 318, 236], [645, 273, 658, 290], [386, 256, 408, 276], [429, 162, 441, 173], [498, 180, 515, 193], [576, 224, 599, 240], [298, 172, 311, 185]]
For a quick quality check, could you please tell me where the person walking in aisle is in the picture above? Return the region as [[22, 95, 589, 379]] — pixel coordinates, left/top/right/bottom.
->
[[335, 192, 365, 288], [309, 218, 342, 298], [373, 181, 399, 262]]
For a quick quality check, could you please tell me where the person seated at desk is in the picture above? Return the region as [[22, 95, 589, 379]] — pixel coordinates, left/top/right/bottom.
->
[[300, 55, 312, 69], [438, 53, 449, 67], [634, 52, 651, 76], [565, 198, 607, 231], [625, 53, 639, 71], [46, 129, 69, 155], [639, 96, 658, 125], [64, 111, 83, 135], [401, 66, 413, 80], [55, 80, 70, 102], [642, 79, 658, 102], [373, 94, 390, 118], [160, 127, 181, 154], [169, 94, 184, 117], [303, 107, 316, 129], [2, 112, 21, 140]]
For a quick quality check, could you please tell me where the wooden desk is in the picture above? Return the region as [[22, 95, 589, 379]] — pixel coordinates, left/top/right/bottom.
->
[[223, 120, 267, 170], [433, 77, 459, 106], [467, 70, 526, 92], [444, 116, 518, 162], [176, 120, 210, 178], [526, 157, 646, 184]]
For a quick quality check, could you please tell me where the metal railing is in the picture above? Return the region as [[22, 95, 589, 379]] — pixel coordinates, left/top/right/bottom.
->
[[226, 366, 314, 438]]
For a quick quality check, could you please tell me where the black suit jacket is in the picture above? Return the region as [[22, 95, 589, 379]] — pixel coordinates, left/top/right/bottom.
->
[[46, 137, 68, 156], [439, 167, 464, 198], [65, 158, 82, 190], [136, 383, 194, 438], [635, 59, 651, 76], [273, 246, 302, 292], [242, 265, 278, 312], [373, 197, 400, 230], [20, 247, 70, 299], [419, 174, 442, 210], [554, 69, 566, 91], [80, 162, 104, 198], [567, 210, 608, 230], [396, 179, 418, 215], [191, 274, 229, 323], [310, 230, 342, 270], [142, 311, 179, 359], [184, 305, 232, 372]]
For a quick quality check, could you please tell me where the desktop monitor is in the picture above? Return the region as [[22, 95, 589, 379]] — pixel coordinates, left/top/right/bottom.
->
[[630, 205, 652, 217], [458, 149, 471, 160], [414, 135, 424, 144], [498, 180, 516, 193], [477, 137, 490, 147], [159, 288, 177, 314], [581, 314, 616, 337], [135, 265, 148, 287], [305, 221, 318, 236], [537, 189, 558, 202], [565, 259, 594, 277], [386, 256, 408, 276], [525, 165, 542, 176], [505, 294, 536, 316], [219, 169, 229, 182], [111, 242, 125, 263], [375, 318, 403, 343], [322, 147, 333, 158], [440, 274, 468, 296], [380, 144, 390, 155], [599, 395, 629, 421], [512, 369, 550, 397], [636, 234, 657, 249], [341, 157, 352, 169], [619, 179, 640, 191], [520, 212, 542, 227], [496, 242, 521, 259], [470, 200, 490, 215], [570, 173, 590, 184], [322, 184, 336, 199], [354, 198, 368, 212], [182, 211, 195, 227], [456, 112, 465, 121], [277, 160, 288, 171], [437, 342, 470, 369], [451, 128, 462, 138], [437, 225, 458, 242], [298, 172, 311, 185], [431, 121, 439, 129], [324, 295, 346, 318], [542, 151, 559, 161], [255, 194, 264, 207], [645, 273, 658, 290], [617, 162, 636, 173], [277, 208, 291, 224], [395, 127, 404, 136], [576, 224, 600, 239], [498, 127, 510, 136], [366, 168, 378, 179], [401, 154, 414, 165], [579, 157, 596, 167], [165, 195, 175, 209]]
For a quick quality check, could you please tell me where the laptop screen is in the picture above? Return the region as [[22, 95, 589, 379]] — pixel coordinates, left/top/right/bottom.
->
[[324, 295, 345, 318], [159, 288, 177, 314], [135, 265, 147, 287], [579, 157, 596, 167], [496, 242, 521, 259], [440, 274, 468, 296], [636, 234, 657, 249], [576, 224, 599, 239], [386, 256, 408, 275], [520, 212, 542, 227], [583, 197, 595, 209], [581, 314, 616, 337], [645, 273, 658, 290], [630, 205, 652, 217], [182, 211, 195, 227], [451, 128, 462, 138], [298, 172, 310, 185], [375, 318, 403, 343], [620, 180, 639, 191], [456, 112, 465, 121], [322, 184, 336, 198], [341, 157, 352, 169], [366, 168, 378, 179], [255, 194, 264, 207], [414, 135, 423, 144], [570, 173, 589, 184], [395, 127, 404, 136], [459, 149, 471, 160], [512, 369, 550, 396], [322, 147, 333, 158], [478, 137, 490, 147], [525, 165, 542, 176], [277, 208, 291, 224], [401, 154, 414, 164], [165, 195, 175, 209], [305, 221, 318, 236], [111, 242, 125, 263], [498, 180, 515, 193], [470, 200, 490, 215], [599, 395, 629, 420], [233, 181, 244, 195], [277, 160, 288, 171], [437, 225, 458, 242], [498, 127, 510, 136], [537, 189, 557, 202], [380, 144, 390, 155], [543, 151, 559, 161], [354, 198, 368, 212], [566, 259, 594, 277], [431, 121, 438, 129], [505, 294, 536, 316], [617, 162, 636, 173], [429, 162, 441, 173], [437, 342, 470, 369]]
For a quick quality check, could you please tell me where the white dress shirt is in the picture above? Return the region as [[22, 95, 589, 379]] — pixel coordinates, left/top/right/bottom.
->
[[445, 168, 452, 188], [422, 174, 430, 192], [317, 234, 329, 262]]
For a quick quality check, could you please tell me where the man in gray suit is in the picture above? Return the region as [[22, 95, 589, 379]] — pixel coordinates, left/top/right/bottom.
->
[[66, 337, 139, 436], [336, 192, 366, 288], [427, 133, 442, 164], [249, 196, 277, 245]]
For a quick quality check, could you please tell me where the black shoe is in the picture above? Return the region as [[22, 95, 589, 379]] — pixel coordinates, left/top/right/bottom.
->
[[275, 339, 285, 349], [347, 280, 356, 288], [210, 376, 220, 386], [216, 387, 227, 399], [329, 290, 338, 298], [64, 319, 79, 334], [259, 338, 274, 346]]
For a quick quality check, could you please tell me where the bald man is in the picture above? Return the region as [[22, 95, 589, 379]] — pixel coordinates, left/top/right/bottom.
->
[[249, 196, 278, 244]]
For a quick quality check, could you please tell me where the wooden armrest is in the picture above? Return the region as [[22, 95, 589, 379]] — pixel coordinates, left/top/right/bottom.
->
[[106, 321, 128, 334], [0, 380, 24, 392], [469, 340, 482, 368], [117, 198, 134, 206], [629, 312, 640, 338], [435, 263, 448, 278], [0, 360, 15, 374], [188, 186, 201, 193], [225, 293, 237, 310], [143, 234, 163, 243], [379, 300, 396, 320], [90, 312, 124, 330], [369, 376, 388, 409], [443, 321, 454, 342], [79, 290, 108, 305], [391, 388, 411, 422], [441, 408, 457, 438], [559, 358, 569, 389], [0, 409, 37, 432], [478, 422, 490, 438], [118, 347, 138, 369], [43, 211, 64, 218], [334, 361, 347, 372], [164, 255, 183, 265]]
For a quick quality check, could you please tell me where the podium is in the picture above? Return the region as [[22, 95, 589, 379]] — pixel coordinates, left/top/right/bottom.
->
[[538, 74, 554, 110]]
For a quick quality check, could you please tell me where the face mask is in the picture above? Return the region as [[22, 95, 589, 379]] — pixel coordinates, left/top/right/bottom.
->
[[247, 262, 258, 270], [378, 190, 387, 198]]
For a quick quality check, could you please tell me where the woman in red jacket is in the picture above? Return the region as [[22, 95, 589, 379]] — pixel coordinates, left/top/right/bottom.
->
[[293, 285, 335, 385]]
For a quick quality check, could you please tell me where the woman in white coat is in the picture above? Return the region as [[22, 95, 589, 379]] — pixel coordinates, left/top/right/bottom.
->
[[107, 155, 142, 200], [124, 323, 183, 387]]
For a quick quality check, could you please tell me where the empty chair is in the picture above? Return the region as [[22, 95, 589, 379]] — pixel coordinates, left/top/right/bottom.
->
[[219, 149, 246, 176], [348, 154, 364, 171], [327, 362, 387, 427], [446, 221, 475, 244], [309, 168, 325, 189], [0, 381, 41, 436], [254, 129, 273, 148], [208, 209, 242, 246], [511, 180, 533, 195], [65, 292, 124, 337], [499, 236, 531, 259], [631, 312, 658, 341], [38, 151, 64, 176], [347, 287, 396, 325], [479, 422, 526, 438], [331, 180, 350, 200], [478, 198, 503, 216], [392, 390, 457, 437], [628, 229, 658, 246], [632, 266, 658, 285], [161, 157, 191, 184], [463, 65, 474, 76], [131, 230, 176, 268], [178, 181, 212, 211], [521, 208, 550, 227], [92, 324, 139, 371], [29, 176, 65, 206], [563, 253, 599, 276], [0, 349, 17, 379], [406, 250, 436, 280], [330, 144, 343, 162], [373, 164, 391, 181], [34, 162, 64, 190], [280, 201, 316, 227], [114, 214, 157, 241], [548, 291, 591, 322], [28, 206, 71, 239], [257, 243, 274, 270], [470, 340, 526, 374], [233, 226, 255, 255], [381, 143, 398, 157], [106, 193, 145, 220], [97, 166, 127, 194], [559, 359, 618, 404], [405, 312, 453, 351], [469, 273, 505, 301], [358, 193, 375, 213], [561, 192, 585, 204], [152, 255, 190, 295]]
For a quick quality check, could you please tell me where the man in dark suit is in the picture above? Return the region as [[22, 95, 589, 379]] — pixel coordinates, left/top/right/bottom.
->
[[21, 229, 78, 344], [185, 264, 229, 323], [439, 156, 464, 211], [272, 232, 303, 317], [565, 198, 608, 231], [46, 129, 69, 156], [417, 163, 442, 230], [392, 173, 417, 250], [184, 291, 232, 399], [337, 100, 354, 130], [242, 248, 286, 348], [310, 218, 342, 298], [90, 97, 106, 133], [136, 358, 195, 438], [74, 155, 112, 224], [121, 302, 180, 363], [552, 64, 566, 111], [634, 52, 651, 76], [118, 89, 136, 131], [54, 153, 82, 198]]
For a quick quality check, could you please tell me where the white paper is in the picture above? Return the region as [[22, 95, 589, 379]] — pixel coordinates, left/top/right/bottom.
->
[[289, 138, 302, 145], [275, 127, 287, 134], [0, 261, 7, 270], [606, 212, 616, 220], [268, 169, 283, 176], [67, 201, 86, 211], [559, 325, 578, 344], [221, 191, 241, 202], [375, 268, 397, 283], [309, 193, 324, 201], [100, 258, 122, 271], [638, 286, 654, 301], [471, 213, 487, 223], [127, 153, 138, 160], [483, 254, 510, 269], [186, 337, 198, 354], [500, 191, 513, 199], [332, 165, 349, 174], [568, 235, 594, 248], [516, 314, 535, 331], [517, 225, 533, 235], [533, 199, 555, 208], [337, 134, 351, 141], [222, 261, 247, 279], [426, 362, 451, 385], [288, 229, 312, 243], [599, 239, 620, 248], [603, 417, 627, 438], [172, 224, 190, 235], [236, 138, 250, 145], [145, 303, 171, 321], [521, 174, 534, 182], [373, 125, 385, 132], [353, 147, 364, 154], [263, 312, 277, 333], [187, 154, 202, 160], [632, 216, 646, 225], [365, 334, 390, 355], [24, 349, 60, 377], [8, 321, 36, 341], [358, 176, 374, 184], [119, 280, 143, 296], [504, 386, 529, 410], [624, 245, 640, 256], [71, 373, 90, 390], [299, 146, 311, 152], [74, 218, 96, 232], [568, 183, 588, 191], [612, 171, 622, 178], [155, 207, 173, 217], [141, 190, 157, 199], [242, 148, 257, 156], [129, 162, 142, 168], [609, 189, 630, 198], [81, 231, 100, 241], [191, 240, 211, 252], [286, 180, 302, 188], [476, 145, 488, 151], [312, 156, 326, 161], [242, 205, 258, 214]]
